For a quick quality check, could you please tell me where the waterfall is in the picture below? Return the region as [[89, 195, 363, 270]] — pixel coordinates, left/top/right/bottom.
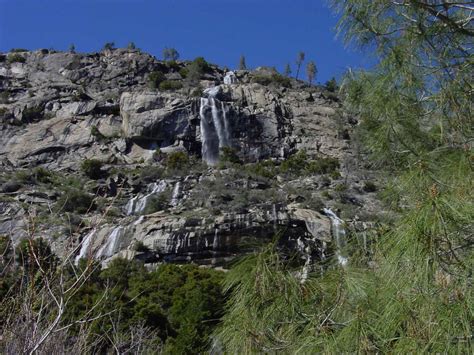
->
[[296, 236, 313, 283], [212, 229, 219, 250], [126, 181, 167, 215], [75, 229, 96, 265], [170, 181, 181, 207], [211, 229, 220, 265], [199, 88, 232, 165], [97, 226, 123, 258], [323, 208, 348, 266], [223, 71, 237, 85], [272, 203, 277, 230]]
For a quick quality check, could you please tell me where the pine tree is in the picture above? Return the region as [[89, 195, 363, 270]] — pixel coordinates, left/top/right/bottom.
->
[[68, 44, 75, 53], [295, 51, 305, 79], [215, 1, 473, 353], [306, 60, 317, 84], [238, 55, 247, 70], [284, 63, 291, 77], [325, 77, 338, 92], [102, 42, 115, 51], [127, 42, 136, 50], [162, 47, 179, 61]]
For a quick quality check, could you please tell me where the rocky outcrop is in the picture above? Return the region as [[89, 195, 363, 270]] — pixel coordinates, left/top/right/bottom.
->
[[0, 49, 382, 268]]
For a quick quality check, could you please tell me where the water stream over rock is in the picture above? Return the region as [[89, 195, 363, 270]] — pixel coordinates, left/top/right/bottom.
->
[[125, 180, 167, 215], [200, 87, 232, 165], [323, 208, 348, 266], [97, 226, 123, 258], [75, 229, 96, 265]]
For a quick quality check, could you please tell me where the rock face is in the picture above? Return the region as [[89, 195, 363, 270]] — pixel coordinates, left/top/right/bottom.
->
[[0, 49, 382, 268]]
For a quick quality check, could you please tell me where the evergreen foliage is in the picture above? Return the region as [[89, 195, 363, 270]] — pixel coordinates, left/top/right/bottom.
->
[[162, 47, 180, 61], [81, 159, 104, 180], [215, 1, 473, 353], [239, 55, 247, 70], [102, 42, 115, 51], [147, 70, 166, 89]]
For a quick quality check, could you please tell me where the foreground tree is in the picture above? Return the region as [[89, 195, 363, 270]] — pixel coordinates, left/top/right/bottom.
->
[[215, 1, 473, 353]]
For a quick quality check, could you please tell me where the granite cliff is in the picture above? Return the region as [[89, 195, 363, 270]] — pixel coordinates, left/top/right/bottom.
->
[[0, 48, 383, 269]]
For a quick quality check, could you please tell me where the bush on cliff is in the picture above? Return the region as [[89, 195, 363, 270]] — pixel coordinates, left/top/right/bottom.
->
[[159, 80, 183, 91], [148, 70, 166, 89], [81, 159, 104, 180]]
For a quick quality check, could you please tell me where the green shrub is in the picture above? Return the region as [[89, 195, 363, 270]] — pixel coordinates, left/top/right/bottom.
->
[[183, 57, 212, 83], [280, 151, 339, 176], [305, 157, 340, 174], [133, 241, 150, 253], [32, 167, 53, 184], [12, 168, 53, 185], [81, 159, 104, 179], [148, 71, 166, 89], [252, 74, 272, 86], [363, 181, 377, 192], [159, 80, 183, 91], [193, 57, 211, 72], [280, 150, 308, 174], [7, 54, 26, 64], [21, 106, 43, 122], [10, 48, 28, 53], [252, 73, 291, 88], [102, 42, 115, 51], [166, 151, 189, 170], [166, 60, 181, 71], [143, 194, 169, 215], [325, 77, 338, 92], [179, 67, 188, 79], [219, 147, 241, 165], [55, 188, 95, 214], [270, 73, 292, 87], [244, 160, 277, 179], [162, 47, 179, 61]]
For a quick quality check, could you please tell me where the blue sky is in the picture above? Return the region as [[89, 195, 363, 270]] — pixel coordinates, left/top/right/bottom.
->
[[0, 0, 373, 82]]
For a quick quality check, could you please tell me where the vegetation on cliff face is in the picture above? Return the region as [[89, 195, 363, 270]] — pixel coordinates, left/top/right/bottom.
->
[[215, 1, 473, 353], [0, 1, 472, 354]]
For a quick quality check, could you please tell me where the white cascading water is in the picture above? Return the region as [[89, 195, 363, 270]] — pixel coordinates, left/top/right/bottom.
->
[[126, 181, 167, 215], [323, 208, 348, 266], [97, 226, 123, 258], [223, 71, 237, 85], [75, 229, 96, 265], [170, 181, 181, 207], [296, 236, 314, 283], [199, 87, 232, 165]]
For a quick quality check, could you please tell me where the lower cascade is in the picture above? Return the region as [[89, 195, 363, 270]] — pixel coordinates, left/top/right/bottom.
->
[[75, 229, 96, 265], [323, 208, 348, 266], [170, 181, 181, 207], [126, 181, 167, 215], [97, 226, 123, 258], [199, 87, 232, 165]]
